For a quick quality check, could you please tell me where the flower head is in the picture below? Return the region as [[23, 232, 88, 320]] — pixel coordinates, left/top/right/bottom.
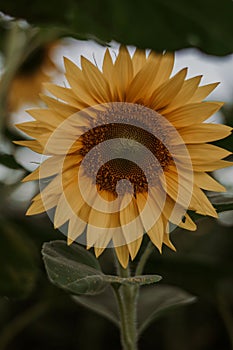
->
[[8, 42, 57, 112], [15, 46, 232, 267]]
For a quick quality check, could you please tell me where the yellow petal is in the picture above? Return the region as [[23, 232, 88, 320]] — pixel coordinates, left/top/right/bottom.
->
[[147, 215, 164, 252], [112, 227, 127, 248], [187, 144, 231, 164], [114, 244, 129, 269], [94, 229, 113, 257], [64, 57, 97, 107], [178, 213, 197, 231], [149, 68, 187, 110], [102, 48, 114, 78], [28, 175, 63, 213], [120, 193, 144, 245], [136, 190, 164, 233], [23, 156, 57, 182], [40, 94, 78, 116], [193, 160, 233, 172], [87, 189, 119, 228], [151, 52, 174, 90], [194, 172, 225, 192], [23, 154, 82, 182], [93, 229, 115, 258], [162, 166, 217, 217], [164, 102, 224, 127], [126, 52, 162, 102], [191, 185, 218, 218], [16, 121, 52, 138], [67, 215, 86, 245], [161, 169, 193, 209], [38, 131, 82, 155], [44, 83, 82, 108], [178, 124, 232, 143], [77, 203, 92, 226], [38, 174, 64, 198], [86, 225, 105, 249], [90, 208, 120, 226], [189, 82, 220, 103], [102, 48, 115, 99], [81, 56, 110, 102], [13, 140, 44, 154], [54, 183, 83, 228], [94, 245, 106, 258], [164, 75, 202, 112], [163, 231, 176, 251], [26, 192, 59, 215], [113, 45, 133, 101], [132, 48, 147, 75], [127, 236, 143, 260], [162, 195, 185, 227], [26, 108, 65, 128]]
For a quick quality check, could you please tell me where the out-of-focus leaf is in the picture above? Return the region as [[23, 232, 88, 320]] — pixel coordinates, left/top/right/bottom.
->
[[72, 287, 119, 326], [0, 220, 38, 298], [138, 285, 196, 335], [210, 193, 233, 213], [1, 0, 233, 55], [0, 154, 23, 169], [148, 253, 233, 303]]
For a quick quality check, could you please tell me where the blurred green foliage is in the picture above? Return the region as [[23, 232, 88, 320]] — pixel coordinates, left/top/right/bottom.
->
[[1, 0, 233, 55]]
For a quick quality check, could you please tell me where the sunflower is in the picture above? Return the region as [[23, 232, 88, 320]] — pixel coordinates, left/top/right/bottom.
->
[[8, 42, 57, 112], [15, 46, 232, 268]]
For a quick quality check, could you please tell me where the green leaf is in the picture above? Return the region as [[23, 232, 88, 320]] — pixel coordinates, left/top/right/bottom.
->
[[138, 285, 196, 335], [105, 274, 162, 286], [0, 220, 38, 298], [42, 241, 106, 295], [210, 193, 233, 213], [0, 154, 23, 169], [1, 0, 233, 55], [42, 241, 162, 296], [43, 240, 101, 270], [72, 287, 119, 327]]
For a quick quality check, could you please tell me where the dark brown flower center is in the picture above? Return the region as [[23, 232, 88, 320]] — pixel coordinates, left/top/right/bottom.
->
[[78, 104, 173, 197]]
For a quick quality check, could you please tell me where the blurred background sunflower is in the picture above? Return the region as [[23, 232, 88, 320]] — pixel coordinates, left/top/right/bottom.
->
[[7, 42, 58, 112]]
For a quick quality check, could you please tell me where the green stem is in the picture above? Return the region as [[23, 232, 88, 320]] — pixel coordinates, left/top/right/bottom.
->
[[135, 241, 153, 276], [113, 242, 154, 349], [113, 260, 138, 350]]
